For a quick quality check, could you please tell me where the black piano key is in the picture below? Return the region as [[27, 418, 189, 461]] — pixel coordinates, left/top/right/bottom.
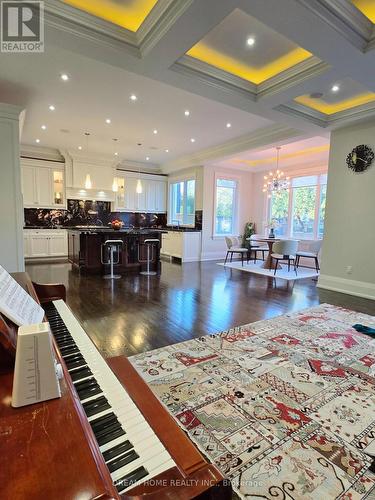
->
[[75, 378, 101, 399], [115, 467, 149, 492], [102, 440, 134, 463], [56, 340, 76, 349], [65, 354, 86, 370], [107, 450, 139, 473], [70, 366, 92, 382], [60, 344, 79, 356], [92, 420, 121, 440], [90, 412, 118, 432], [83, 395, 110, 417], [97, 426, 125, 447]]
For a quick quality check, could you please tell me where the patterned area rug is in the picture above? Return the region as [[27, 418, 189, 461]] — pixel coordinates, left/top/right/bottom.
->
[[129, 304, 375, 499]]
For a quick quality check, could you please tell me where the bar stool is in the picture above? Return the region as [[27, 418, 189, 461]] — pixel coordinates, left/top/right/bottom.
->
[[101, 239, 123, 279], [139, 238, 159, 276]]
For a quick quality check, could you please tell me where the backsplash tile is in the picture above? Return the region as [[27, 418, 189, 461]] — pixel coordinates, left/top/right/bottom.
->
[[24, 200, 167, 228]]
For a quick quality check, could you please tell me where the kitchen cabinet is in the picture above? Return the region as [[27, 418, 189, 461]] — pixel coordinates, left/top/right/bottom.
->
[[21, 159, 66, 208], [161, 231, 201, 262], [24, 230, 68, 260], [114, 173, 167, 213]]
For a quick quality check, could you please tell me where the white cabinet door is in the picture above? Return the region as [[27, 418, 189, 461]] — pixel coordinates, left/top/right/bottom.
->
[[49, 232, 68, 256], [21, 166, 37, 206], [37, 168, 53, 207], [146, 180, 157, 212], [124, 177, 137, 210], [29, 234, 50, 257], [23, 234, 30, 258], [51, 169, 65, 208], [155, 181, 166, 212]]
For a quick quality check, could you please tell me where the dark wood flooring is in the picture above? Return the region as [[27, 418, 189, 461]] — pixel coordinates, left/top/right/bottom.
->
[[26, 260, 375, 359]]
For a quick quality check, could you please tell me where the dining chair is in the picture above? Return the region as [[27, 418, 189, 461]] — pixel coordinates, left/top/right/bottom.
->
[[295, 240, 322, 273], [270, 240, 299, 275], [224, 237, 249, 267], [248, 234, 269, 263]]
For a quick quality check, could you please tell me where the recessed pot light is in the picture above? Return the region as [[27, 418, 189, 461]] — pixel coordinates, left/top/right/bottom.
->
[[190, 138, 196, 143], [41, 125, 47, 130], [35, 139, 40, 143], [246, 37, 255, 46], [331, 84, 340, 92], [153, 129, 158, 134], [146, 156, 150, 160], [226, 122, 232, 128], [114, 152, 118, 156], [106, 118, 111, 124], [184, 110, 190, 116], [78, 146, 82, 150], [130, 94, 137, 101], [49, 105, 55, 111], [165, 149, 169, 153], [60, 73, 69, 81]]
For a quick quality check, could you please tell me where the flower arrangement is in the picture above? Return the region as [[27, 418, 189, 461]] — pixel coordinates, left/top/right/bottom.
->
[[265, 219, 279, 238]]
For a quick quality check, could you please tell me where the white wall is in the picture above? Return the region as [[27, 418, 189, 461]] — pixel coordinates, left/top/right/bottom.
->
[[0, 103, 24, 272], [318, 119, 375, 300], [201, 165, 253, 260]]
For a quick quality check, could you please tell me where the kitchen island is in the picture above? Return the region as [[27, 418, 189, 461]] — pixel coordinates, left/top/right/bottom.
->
[[67, 228, 165, 275]]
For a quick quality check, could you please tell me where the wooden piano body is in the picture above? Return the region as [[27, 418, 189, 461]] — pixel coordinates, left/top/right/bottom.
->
[[0, 273, 230, 499]]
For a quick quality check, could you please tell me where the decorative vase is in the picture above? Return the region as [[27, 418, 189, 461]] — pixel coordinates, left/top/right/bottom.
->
[[269, 228, 275, 239]]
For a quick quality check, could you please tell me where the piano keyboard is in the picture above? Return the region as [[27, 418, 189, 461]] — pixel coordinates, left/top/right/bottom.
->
[[44, 299, 176, 494]]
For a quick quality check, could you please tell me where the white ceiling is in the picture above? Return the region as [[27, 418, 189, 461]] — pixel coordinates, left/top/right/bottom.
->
[[0, 45, 271, 167], [2, 0, 375, 173]]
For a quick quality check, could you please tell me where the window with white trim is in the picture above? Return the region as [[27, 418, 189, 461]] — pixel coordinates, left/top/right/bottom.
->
[[169, 179, 195, 226], [269, 173, 327, 239], [214, 177, 238, 236]]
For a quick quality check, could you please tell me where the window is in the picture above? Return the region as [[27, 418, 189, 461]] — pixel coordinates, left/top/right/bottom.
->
[[270, 190, 289, 237], [268, 173, 327, 239], [169, 179, 195, 226], [215, 178, 237, 235]]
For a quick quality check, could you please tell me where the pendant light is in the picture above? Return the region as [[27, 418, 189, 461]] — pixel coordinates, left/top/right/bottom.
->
[[112, 138, 119, 192], [136, 163, 142, 194], [84, 132, 92, 189]]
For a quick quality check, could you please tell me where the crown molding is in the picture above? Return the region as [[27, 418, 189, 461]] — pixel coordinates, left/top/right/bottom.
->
[[257, 57, 330, 99], [173, 55, 330, 102], [276, 99, 375, 128], [0, 103, 24, 120], [160, 124, 302, 173], [172, 56, 257, 99], [296, 0, 372, 51], [138, 0, 193, 56], [117, 159, 161, 173], [45, 1, 139, 56], [21, 144, 64, 161]]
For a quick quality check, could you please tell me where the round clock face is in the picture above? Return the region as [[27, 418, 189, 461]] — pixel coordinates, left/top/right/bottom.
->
[[346, 145, 374, 173]]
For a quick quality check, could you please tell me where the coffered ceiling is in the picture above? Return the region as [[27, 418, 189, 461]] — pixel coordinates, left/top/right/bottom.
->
[[60, 0, 158, 31], [185, 9, 312, 85], [3, 0, 375, 172]]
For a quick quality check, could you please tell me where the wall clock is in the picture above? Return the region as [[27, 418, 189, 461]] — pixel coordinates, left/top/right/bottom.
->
[[346, 144, 374, 173]]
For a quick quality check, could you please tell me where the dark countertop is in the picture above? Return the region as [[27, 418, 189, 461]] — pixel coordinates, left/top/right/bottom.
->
[[66, 227, 167, 235]]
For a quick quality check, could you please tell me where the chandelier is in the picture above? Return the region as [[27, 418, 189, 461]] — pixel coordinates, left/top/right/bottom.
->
[[262, 146, 290, 198]]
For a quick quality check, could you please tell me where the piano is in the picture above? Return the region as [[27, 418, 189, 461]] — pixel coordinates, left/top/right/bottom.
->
[[0, 273, 230, 499]]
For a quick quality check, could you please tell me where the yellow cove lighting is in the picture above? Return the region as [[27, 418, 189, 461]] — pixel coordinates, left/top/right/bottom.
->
[[61, 0, 158, 32], [186, 44, 312, 84]]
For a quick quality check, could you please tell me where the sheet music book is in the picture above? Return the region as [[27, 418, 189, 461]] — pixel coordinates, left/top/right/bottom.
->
[[0, 266, 44, 326]]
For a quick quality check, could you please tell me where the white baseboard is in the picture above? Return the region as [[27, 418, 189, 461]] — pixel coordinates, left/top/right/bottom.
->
[[200, 251, 226, 261], [317, 274, 375, 301]]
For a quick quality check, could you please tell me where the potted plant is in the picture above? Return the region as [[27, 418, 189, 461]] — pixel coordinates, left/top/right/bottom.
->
[[242, 222, 255, 248]]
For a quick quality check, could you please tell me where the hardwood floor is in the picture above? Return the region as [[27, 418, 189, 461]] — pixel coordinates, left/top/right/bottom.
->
[[26, 260, 375, 358]]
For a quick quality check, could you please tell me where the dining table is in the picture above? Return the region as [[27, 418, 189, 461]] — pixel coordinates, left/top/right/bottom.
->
[[247, 236, 282, 270]]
